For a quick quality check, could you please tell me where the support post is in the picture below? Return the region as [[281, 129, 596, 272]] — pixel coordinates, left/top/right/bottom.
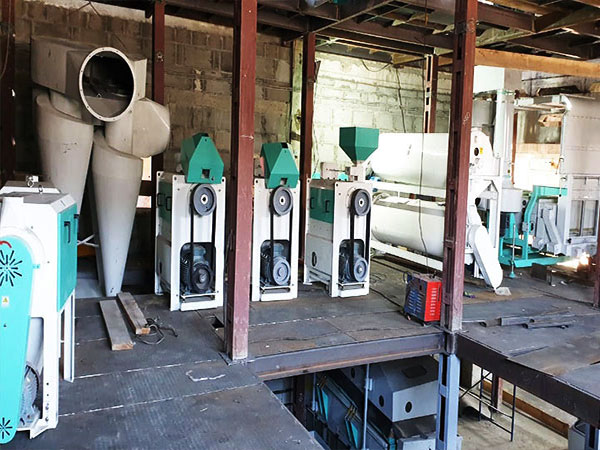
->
[[299, 32, 316, 260], [436, 354, 460, 450], [490, 374, 503, 410], [423, 54, 439, 133], [441, 0, 478, 332], [585, 424, 600, 450], [594, 237, 600, 308], [151, 0, 165, 258], [1, 0, 15, 185], [292, 375, 307, 425], [225, 0, 257, 361]]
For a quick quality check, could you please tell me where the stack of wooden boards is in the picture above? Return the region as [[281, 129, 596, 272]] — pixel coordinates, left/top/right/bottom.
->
[[99, 292, 150, 351]]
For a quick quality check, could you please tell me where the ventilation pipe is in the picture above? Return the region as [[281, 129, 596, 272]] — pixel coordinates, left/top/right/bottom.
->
[[32, 37, 170, 296]]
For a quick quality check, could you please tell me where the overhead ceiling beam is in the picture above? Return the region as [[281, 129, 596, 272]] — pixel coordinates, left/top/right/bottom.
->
[[535, 6, 600, 33], [310, 0, 398, 32], [319, 28, 434, 54], [475, 47, 600, 77], [329, 17, 454, 49], [316, 42, 394, 63], [257, 0, 534, 32], [510, 36, 590, 59], [482, 0, 559, 15], [570, 0, 600, 7]]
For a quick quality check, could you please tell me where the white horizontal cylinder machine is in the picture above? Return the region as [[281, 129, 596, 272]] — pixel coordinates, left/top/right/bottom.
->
[[252, 143, 301, 302], [0, 183, 77, 444], [370, 130, 504, 289], [155, 133, 226, 311], [304, 127, 380, 297]]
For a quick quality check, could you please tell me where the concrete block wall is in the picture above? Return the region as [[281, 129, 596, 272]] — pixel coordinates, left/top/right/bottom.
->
[[13, 0, 292, 175], [311, 53, 452, 168]]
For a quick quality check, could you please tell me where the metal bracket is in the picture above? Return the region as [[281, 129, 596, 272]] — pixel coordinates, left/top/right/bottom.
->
[[445, 331, 458, 354]]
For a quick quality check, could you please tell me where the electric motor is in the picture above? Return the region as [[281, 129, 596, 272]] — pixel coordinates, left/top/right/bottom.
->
[[260, 242, 291, 286], [180, 245, 214, 294]]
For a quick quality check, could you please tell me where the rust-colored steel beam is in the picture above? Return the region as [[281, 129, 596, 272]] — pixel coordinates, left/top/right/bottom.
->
[[299, 32, 316, 263], [423, 54, 439, 133], [226, 0, 257, 361], [1, 0, 16, 185], [441, 0, 477, 332], [151, 0, 165, 266]]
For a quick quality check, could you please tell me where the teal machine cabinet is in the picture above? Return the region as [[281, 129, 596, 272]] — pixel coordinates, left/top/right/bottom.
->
[[155, 133, 227, 311], [499, 185, 569, 269], [304, 127, 379, 298], [0, 184, 77, 443], [251, 142, 301, 302]]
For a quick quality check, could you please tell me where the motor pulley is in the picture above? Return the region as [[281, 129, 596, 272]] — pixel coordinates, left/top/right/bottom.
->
[[270, 186, 293, 216], [351, 188, 371, 216], [191, 185, 217, 216]]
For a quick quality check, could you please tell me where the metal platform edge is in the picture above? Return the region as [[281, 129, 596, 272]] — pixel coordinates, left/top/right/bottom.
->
[[457, 333, 600, 428], [248, 332, 445, 380]]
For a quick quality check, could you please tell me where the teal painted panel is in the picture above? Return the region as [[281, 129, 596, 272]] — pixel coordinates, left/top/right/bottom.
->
[[0, 237, 34, 444], [339, 127, 379, 163], [57, 205, 77, 311], [309, 187, 334, 224], [181, 133, 224, 184], [158, 181, 172, 222], [261, 142, 300, 189]]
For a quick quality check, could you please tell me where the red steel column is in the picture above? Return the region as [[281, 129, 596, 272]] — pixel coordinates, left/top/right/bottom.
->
[[441, 0, 477, 332], [226, 0, 257, 360], [299, 32, 316, 260], [423, 54, 439, 134], [1, 0, 15, 185], [151, 0, 165, 252]]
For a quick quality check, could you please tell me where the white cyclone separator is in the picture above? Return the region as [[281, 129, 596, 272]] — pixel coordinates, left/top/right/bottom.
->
[[92, 131, 143, 296], [35, 92, 93, 214], [105, 98, 171, 158]]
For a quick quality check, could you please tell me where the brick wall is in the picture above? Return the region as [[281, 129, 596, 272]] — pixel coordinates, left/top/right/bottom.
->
[[291, 51, 452, 169], [14, 0, 293, 175]]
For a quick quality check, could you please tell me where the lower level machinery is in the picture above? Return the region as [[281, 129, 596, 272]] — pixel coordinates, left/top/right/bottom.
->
[[155, 133, 226, 311], [304, 127, 379, 298], [252, 142, 300, 302], [0, 182, 77, 444], [310, 357, 461, 449]]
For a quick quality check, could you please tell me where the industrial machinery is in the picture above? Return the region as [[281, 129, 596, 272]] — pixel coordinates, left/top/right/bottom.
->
[[0, 184, 76, 443], [499, 94, 600, 268], [370, 129, 504, 289], [32, 37, 170, 296], [304, 127, 379, 298], [405, 273, 442, 323], [309, 357, 461, 449], [155, 133, 226, 311], [252, 142, 300, 302]]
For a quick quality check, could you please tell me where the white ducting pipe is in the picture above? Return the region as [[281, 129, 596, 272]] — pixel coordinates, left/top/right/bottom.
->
[[105, 98, 171, 158], [31, 37, 146, 122], [92, 132, 143, 296], [35, 92, 93, 213]]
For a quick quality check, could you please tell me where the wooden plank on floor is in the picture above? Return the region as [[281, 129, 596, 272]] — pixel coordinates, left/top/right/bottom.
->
[[99, 300, 134, 351], [117, 292, 150, 335]]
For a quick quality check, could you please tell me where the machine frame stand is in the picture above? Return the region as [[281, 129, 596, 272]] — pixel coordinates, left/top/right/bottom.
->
[[585, 424, 600, 450], [436, 353, 460, 450]]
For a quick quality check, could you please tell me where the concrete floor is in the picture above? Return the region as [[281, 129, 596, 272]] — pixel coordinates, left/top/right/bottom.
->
[[459, 396, 568, 450], [460, 412, 567, 450]]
